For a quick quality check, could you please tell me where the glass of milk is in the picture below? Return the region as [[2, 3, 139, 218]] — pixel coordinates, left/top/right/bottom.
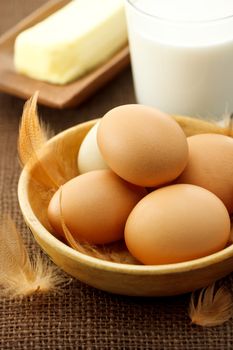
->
[[125, 0, 233, 119]]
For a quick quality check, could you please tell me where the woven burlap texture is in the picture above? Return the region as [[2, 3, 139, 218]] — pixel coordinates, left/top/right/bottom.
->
[[1, 1, 233, 348]]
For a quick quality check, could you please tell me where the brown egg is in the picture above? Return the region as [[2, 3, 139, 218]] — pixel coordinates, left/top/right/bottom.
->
[[47, 169, 147, 244], [125, 184, 230, 265], [176, 133, 233, 213], [48, 188, 64, 237], [97, 104, 188, 187]]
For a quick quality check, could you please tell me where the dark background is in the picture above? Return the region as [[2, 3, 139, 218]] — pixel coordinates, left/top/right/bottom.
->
[[0, 1, 232, 349]]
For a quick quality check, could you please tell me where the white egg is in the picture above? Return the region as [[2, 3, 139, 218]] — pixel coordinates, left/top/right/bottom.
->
[[77, 121, 108, 174]]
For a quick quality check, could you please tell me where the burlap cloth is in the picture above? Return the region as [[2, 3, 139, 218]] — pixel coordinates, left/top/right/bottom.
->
[[0, 1, 233, 349]]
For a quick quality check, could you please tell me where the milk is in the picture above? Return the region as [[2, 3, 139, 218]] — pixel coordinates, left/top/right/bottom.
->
[[125, 0, 233, 118]]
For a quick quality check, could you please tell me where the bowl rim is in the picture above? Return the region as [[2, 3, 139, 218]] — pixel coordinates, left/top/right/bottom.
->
[[18, 119, 233, 276]]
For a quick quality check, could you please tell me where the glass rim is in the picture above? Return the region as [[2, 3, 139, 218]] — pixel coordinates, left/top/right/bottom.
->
[[126, 0, 233, 24]]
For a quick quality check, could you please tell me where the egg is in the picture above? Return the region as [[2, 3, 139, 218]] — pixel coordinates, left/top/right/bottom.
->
[[77, 121, 108, 174], [176, 133, 233, 213], [125, 184, 230, 265], [48, 169, 147, 244], [97, 104, 188, 187]]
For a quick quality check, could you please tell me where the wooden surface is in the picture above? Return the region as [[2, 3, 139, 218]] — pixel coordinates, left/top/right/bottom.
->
[[0, 0, 130, 108]]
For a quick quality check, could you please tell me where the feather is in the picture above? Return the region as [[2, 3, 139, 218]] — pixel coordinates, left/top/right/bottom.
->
[[189, 284, 233, 327], [18, 91, 49, 166], [0, 216, 69, 298], [18, 92, 74, 190], [18, 91, 59, 189]]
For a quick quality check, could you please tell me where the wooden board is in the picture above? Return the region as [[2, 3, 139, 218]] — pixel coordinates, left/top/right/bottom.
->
[[0, 0, 130, 109]]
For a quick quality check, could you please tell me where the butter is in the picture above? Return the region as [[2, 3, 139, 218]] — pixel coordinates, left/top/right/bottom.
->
[[14, 0, 127, 84]]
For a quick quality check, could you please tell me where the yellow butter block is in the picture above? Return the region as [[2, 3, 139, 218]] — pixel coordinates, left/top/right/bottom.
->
[[14, 0, 127, 84]]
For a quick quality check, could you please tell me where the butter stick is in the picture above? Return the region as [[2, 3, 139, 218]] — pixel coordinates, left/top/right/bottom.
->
[[14, 0, 127, 84]]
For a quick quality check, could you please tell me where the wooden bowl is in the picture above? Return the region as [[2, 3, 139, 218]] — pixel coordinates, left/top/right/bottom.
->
[[18, 118, 233, 296]]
